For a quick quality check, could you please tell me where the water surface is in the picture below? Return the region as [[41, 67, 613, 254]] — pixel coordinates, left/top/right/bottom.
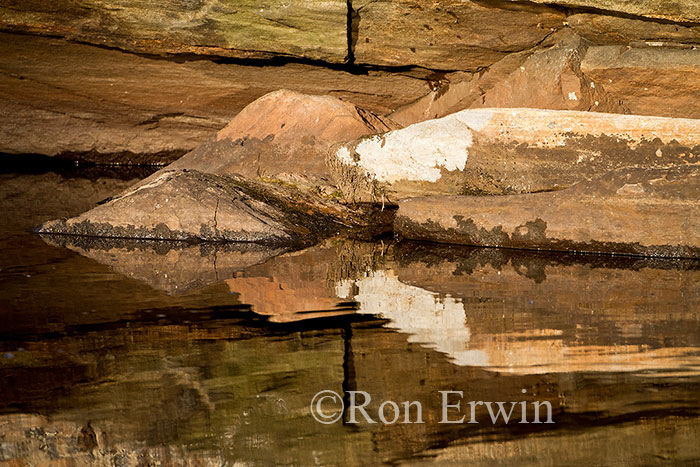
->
[[1, 169, 699, 465]]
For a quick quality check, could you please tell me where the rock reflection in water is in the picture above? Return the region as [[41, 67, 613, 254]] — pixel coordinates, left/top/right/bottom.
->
[[40, 234, 288, 295], [342, 243, 700, 376], [46, 234, 700, 376], [15, 233, 699, 464]]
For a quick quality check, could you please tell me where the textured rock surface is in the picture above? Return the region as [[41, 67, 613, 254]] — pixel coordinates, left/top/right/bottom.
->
[[0, 32, 425, 162], [170, 89, 400, 187], [581, 46, 700, 119], [352, 0, 565, 70], [0, 0, 348, 63], [395, 165, 700, 258], [37, 169, 368, 246], [509, 0, 700, 23], [568, 13, 700, 47], [331, 108, 700, 202], [390, 32, 626, 126]]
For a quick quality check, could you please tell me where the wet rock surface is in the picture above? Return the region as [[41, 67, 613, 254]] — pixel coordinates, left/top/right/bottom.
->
[[37, 169, 371, 246], [395, 165, 700, 258], [331, 108, 700, 202]]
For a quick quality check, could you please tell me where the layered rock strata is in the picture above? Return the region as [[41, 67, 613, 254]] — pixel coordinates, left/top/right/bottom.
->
[[395, 165, 700, 258], [331, 108, 700, 202]]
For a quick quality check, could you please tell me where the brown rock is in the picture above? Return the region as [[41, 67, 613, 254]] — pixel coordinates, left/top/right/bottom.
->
[[0, 32, 425, 162], [568, 13, 700, 48], [390, 32, 626, 126], [330, 108, 700, 202], [511, 0, 700, 23], [395, 165, 700, 258], [0, 0, 348, 63], [581, 46, 700, 119], [37, 169, 369, 246], [352, 0, 565, 70], [170, 89, 400, 188]]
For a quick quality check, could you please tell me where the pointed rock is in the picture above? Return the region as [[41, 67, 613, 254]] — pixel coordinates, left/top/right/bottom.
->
[[169, 89, 400, 189], [37, 170, 369, 246]]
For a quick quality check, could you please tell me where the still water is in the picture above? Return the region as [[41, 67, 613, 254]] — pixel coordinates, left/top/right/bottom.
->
[[1, 167, 699, 465]]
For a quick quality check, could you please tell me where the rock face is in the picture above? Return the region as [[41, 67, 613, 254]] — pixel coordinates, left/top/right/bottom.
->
[[395, 165, 700, 258], [390, 32, 627, 126], [331, 108, 700, 202], [581, 46, 700, 119], [0, 0, 348, 63], [36, 90, 398, 245], [0, 32, 425, 162], [37, 170, 367, 246], [170, 89, 400, 188], [352, 0, 565, 70], [511, 0, 700, 23], [567, 13, 700, 48]]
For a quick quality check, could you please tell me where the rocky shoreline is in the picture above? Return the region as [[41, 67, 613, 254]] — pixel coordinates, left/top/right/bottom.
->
[[0, 2, 697, 258]]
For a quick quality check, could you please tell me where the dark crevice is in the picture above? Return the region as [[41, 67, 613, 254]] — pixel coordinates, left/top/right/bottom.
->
[[346, 0, 359, 65]]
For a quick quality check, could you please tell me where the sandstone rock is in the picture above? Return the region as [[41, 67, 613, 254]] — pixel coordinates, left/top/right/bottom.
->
[[0, 33, 425, 162], [330, 108, 700, 202], [37, 169, 370, 246], [511, 0, 700, 23], [395, 165, 700, 258], [0, 0, 348, 63], [581, 46, 700, 119], [352, 0, 565, 70], [170, 89, 400, 188], [568, 13, 700, 48], [390, 32, 625, 126]]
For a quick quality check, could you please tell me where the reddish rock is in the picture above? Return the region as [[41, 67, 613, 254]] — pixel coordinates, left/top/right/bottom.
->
[[395, 165, 700, 258], [390, 32, 626, 126], [0, 33, 423, 163], [170, 89, 400, 188]]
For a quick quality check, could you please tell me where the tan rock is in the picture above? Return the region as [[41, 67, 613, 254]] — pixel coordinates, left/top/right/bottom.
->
[[568, 13, 700, 48], [352, 0, 565, 70], [509, 0, 700, 23], [0, 32, 424, 162], [0, 0, 348, 63], [330, 108, 700, 202], [581, 46, 700, 119], [395, 165, 700, 258], [37, 170, 369, 246]]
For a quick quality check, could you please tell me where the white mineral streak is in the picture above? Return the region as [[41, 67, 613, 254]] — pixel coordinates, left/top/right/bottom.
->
[[334, 108, 700, 184], [335, 270, 489, 367], [337, 110, 498, 183]]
